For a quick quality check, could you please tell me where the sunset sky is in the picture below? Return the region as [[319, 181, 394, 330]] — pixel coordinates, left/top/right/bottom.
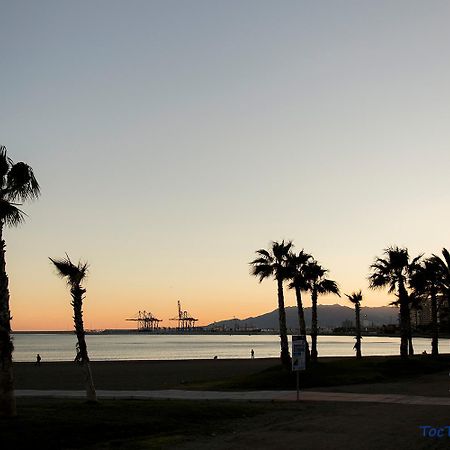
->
[[2, 1, 450, 330]]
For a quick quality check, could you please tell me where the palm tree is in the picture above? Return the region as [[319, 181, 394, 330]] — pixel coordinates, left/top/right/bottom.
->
[[368, 246, 422, 358], [286, 250, 313, 359], [50, 255, 97, 402], [410, 258, 443, 357], [250, 240, 292, 367], [0, 146, 40, 417], [431, 248, 450, 335], [303, 260, 340, 362], [345, 291, 363, 359]]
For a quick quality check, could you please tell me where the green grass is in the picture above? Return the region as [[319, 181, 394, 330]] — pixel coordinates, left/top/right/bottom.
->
[[2, 398, 262, 449], [187, 355, 450, 390]]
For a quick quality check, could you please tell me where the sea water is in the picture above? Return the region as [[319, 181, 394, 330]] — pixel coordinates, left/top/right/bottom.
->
[[11, 333, 448, 362]]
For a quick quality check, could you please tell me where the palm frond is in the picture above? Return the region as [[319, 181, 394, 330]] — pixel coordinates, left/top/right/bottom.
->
[[317, 278, 340, 296], [0, 199, 26, 227], [250, 257, 272, 266], [250, 263, 273, 282], [49, 254, 88, 286], [285, 250, 313, 291], [0, 146, 10, 183], [254, 249, 272, 260], [6, 161, 40, 202], [442, 248, 450, 269], [368, 271, 389, 289], [272, 240, 293, 261]]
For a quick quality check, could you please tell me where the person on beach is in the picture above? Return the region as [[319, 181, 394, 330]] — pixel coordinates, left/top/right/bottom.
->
[[35, 354, 41, 366], [251, 349, 254, 359]]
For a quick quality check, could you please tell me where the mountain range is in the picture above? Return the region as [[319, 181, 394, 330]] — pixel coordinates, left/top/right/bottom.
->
[[208, 304, 398, 330]]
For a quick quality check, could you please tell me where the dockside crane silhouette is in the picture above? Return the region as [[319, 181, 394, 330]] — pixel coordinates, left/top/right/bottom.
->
[[126, 310, 162, 331], [170, 300, 198, 331]]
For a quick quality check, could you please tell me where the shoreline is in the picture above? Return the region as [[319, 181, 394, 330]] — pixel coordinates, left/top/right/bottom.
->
[[12, 330, 450, 339]]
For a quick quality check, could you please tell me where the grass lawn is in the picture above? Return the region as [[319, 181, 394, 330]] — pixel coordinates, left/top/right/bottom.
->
[[187, 354, 450, 391], [3, 398, 262, 449], [3, 398, 449, 449]]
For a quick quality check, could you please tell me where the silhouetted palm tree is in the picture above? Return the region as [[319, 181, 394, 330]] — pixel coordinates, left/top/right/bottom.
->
[[286, 250, 313, 360], [369, 246, 422, 358], [303, 261, 340, 362], [346, 291, 363, 359], [431, 248, 450, 335], [410, 258, 443, 357], [0, 146, 40, 417], [50, 255, 97, 402], [250, 241, 292, 367]]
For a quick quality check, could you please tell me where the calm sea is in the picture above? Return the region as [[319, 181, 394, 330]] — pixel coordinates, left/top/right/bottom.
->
[[11, 333, 449, 362]]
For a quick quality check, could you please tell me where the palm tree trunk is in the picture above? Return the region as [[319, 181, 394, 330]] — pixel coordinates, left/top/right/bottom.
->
[[72, 286, 97, 402], [294, 285, 310, 362], [311, 287, 318, 362], [431, 288, 439, 357], [276, 277, 291, 367], [355, 303, 362, 359], [0, 224, 16, 417], [398, 279, 409, 358], [407, 312, 414, 356]]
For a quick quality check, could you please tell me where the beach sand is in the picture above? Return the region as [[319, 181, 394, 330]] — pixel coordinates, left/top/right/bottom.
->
[[14, 358, 277, 390]]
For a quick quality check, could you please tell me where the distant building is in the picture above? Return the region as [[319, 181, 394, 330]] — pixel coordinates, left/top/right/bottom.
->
[[411, 298, 435, 327]]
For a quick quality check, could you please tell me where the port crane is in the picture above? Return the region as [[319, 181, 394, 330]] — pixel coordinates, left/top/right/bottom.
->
[[170, 300, 198, 331], [126, 310, 162, 331]]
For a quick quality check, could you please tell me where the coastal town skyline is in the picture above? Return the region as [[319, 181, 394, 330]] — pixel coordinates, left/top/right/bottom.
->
[[2, 1, 450, 330]]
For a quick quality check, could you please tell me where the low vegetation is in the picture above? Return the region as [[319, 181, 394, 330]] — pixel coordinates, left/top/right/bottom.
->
[[0, 398, 262, 449], [188, 355, 450, 391]]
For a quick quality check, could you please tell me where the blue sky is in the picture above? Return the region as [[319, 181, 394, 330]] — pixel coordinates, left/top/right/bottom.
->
[[1, 1, 450, 329]]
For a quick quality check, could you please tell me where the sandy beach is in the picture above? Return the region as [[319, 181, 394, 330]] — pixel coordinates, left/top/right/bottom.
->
[[14, 358, 278, 390]]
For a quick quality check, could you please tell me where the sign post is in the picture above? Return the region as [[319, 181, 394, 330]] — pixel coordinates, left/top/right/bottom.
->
[[292, 335, 306, 401]]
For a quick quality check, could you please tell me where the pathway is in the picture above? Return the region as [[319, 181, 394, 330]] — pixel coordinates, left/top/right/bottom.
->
[[15, 389, 450, 405]]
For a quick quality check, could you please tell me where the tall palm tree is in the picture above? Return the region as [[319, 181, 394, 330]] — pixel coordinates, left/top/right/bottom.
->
[[410, 258, 443, 357], [368, 246, 422, 358], [303, 260, 340, 362], [0, 146, 40, 417], [345, 291, 363, 359], [50, 255, 97, 402], [431, 248, 450, 335], [250, 240, 292, 367], [286, 250, 313, 359]]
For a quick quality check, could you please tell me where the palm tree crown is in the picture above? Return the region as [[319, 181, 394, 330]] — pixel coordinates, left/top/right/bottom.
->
[[0, 146, 40, 227], [49, 255, 88, 288], [368, 246, 421, 299], [250, 240, 293, 282], [345, 290, 363, 306], [304, 260, 340, 296], [286, 250, 313, 292]]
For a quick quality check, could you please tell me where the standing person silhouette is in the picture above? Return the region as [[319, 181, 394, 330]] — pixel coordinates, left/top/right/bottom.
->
[[251, 349, 255, 359], [35, 354, 41, 366]]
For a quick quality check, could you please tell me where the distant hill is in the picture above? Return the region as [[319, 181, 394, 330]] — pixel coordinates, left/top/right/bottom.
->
[[208, 304, 398, 331]]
